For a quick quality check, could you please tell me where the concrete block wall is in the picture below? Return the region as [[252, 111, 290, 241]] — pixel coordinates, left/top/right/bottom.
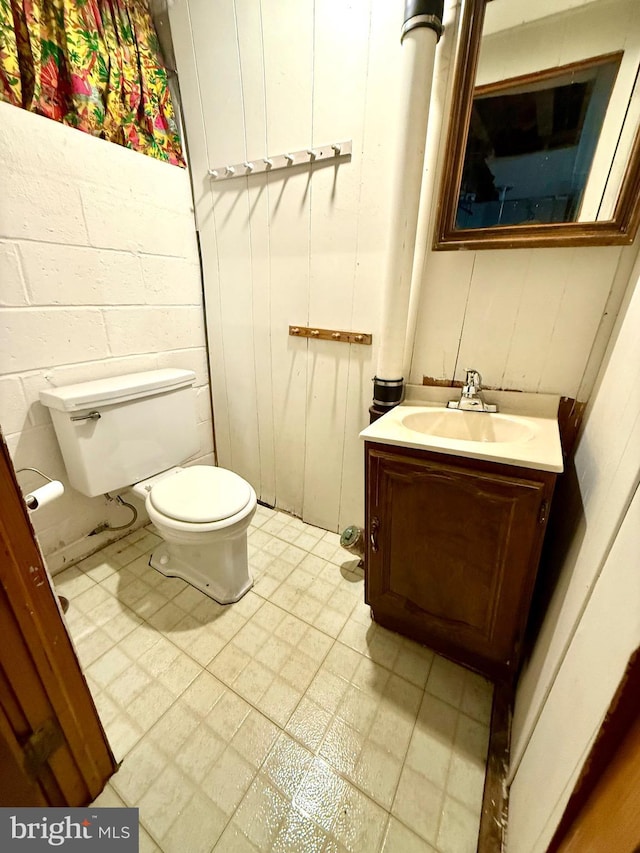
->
[[0, 102, 213, 573]]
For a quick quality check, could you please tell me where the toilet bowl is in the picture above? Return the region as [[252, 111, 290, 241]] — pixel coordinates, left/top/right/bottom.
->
[[133, 465, 257, 604]]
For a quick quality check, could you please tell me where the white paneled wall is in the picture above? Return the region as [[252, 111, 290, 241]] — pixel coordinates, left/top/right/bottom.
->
[[410, 244, 636, 396], [170, 0, 404, 532], [171, 0, 638, 532], [506, 261, 640, 852], [0, 102, 213, 572]]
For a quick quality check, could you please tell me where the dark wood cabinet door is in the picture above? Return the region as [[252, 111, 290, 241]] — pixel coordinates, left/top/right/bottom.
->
[[366, 443, 555, 679]]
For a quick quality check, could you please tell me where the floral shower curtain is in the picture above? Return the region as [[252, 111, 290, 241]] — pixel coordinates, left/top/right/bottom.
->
[[0, 0, 184, 166]]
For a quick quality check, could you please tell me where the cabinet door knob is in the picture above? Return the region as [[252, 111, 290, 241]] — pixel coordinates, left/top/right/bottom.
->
[[370, 517, 380, 552], [539, 500, 548, 525]]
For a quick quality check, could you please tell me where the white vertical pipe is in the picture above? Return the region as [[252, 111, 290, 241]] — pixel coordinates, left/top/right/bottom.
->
[[374, 6, 442, 409], [403, 0, 461, 380]]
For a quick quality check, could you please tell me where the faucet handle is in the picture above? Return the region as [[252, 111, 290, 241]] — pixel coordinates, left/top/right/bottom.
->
[[464, 368, 481, 389]]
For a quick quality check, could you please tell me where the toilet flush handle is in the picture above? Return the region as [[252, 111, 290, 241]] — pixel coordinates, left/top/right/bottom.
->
[[70, 410, 101, 422]]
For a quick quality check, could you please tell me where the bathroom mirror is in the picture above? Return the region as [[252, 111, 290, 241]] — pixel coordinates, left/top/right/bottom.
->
[[435, 0, 640, 250]]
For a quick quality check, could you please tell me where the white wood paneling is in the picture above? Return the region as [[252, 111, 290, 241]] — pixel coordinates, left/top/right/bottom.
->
[[409, 242, 628, 396], [303, 0, 373, 530], [189, 0, 263, 488], [535, 248, 623, 393], [511, 257, 640, 788], [236, 0, 276, 505], [507, 482, 640, 853], [455, 250, 534, 386], [577, 242, 640, 400], [337, 0, 403, 532], [262, 0, 314, 515], [171, 0, 232, 471], [171, 0, 638, 532], [500, 250, 578, 391], [171, 0, 402, 528], [211, 184, 262, 486], [303, 341, 351, 530]]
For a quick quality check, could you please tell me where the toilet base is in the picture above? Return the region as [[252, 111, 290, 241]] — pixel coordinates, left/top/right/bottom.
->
[[149, 540, 253, 605]]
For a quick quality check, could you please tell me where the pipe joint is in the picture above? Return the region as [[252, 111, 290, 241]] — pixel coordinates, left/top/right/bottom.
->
[[373, 377, 404, 409], [401, 0, 444, 42]]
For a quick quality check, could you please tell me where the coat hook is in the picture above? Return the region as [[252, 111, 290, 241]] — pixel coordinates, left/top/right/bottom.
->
[[210, 141, 351, 181]]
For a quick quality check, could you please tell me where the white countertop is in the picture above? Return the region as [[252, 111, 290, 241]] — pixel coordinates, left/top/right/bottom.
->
[[360, 385, 564, 473]]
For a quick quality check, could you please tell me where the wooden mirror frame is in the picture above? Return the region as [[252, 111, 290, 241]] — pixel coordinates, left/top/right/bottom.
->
[[434, 0, 640, 251]]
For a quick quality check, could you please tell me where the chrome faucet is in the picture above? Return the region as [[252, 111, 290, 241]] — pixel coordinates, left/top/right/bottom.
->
[[447, 369, 497, 412]]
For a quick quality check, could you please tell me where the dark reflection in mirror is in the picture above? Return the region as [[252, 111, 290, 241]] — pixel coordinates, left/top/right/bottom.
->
[[457, 55, 620, 228]]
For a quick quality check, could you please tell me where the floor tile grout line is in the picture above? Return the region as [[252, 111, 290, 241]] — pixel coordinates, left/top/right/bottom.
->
[[438, 695, 492, 820], [58, 508, 490, 851], [74, 556, 484, 752], [89, 672, 462, 848], [99, 619, 487, 840], [111, 674, 286, 850], [386, 651, 436, 834], [87, 589, 431, 848], [132, 649, 350, 851], [195, 612, 437, 831], [80, 550, 432, 703], [66, 551, 489, 744]]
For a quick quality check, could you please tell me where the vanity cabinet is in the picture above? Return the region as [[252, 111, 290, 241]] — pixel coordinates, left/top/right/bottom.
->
[[365, 441, 557, 680]]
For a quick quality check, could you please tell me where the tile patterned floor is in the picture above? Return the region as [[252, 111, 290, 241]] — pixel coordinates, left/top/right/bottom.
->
[[55, 505, 493, 853]]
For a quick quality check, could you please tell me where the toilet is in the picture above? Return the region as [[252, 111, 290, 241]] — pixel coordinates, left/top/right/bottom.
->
[[132, 464, 255, 603], [40, 368, 256, 604]]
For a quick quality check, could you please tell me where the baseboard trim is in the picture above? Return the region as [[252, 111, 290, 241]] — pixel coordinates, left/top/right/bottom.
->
[[479, 680, 513, 852]]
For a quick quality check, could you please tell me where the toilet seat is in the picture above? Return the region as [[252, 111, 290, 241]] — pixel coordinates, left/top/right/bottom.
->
[[149, 465, 252, 523]]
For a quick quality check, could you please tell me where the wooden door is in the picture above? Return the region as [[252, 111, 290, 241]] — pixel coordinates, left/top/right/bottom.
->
[[547, 648, 640, 853], [557, 712, 640, 853], [0, 434, 117, 806], [366, 442, 555, 679]]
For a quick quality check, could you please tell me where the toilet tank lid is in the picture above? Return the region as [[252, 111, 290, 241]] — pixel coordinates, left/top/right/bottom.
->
[[39, 369, 196, 412]]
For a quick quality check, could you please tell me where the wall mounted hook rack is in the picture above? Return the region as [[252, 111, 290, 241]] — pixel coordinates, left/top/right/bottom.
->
[[208, 141, 352, 182], [289, 325, 371, 345]]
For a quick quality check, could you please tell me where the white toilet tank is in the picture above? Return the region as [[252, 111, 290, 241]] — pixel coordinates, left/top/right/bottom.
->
[[40, 369, 199, 497]]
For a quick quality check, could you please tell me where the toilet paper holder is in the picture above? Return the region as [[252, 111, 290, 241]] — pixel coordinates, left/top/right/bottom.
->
[[16, 467, 57, 509]]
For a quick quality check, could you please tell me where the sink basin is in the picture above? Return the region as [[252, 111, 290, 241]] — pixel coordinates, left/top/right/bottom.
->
[[401, 409, 535, 444], [359, 393, 564, 473]]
